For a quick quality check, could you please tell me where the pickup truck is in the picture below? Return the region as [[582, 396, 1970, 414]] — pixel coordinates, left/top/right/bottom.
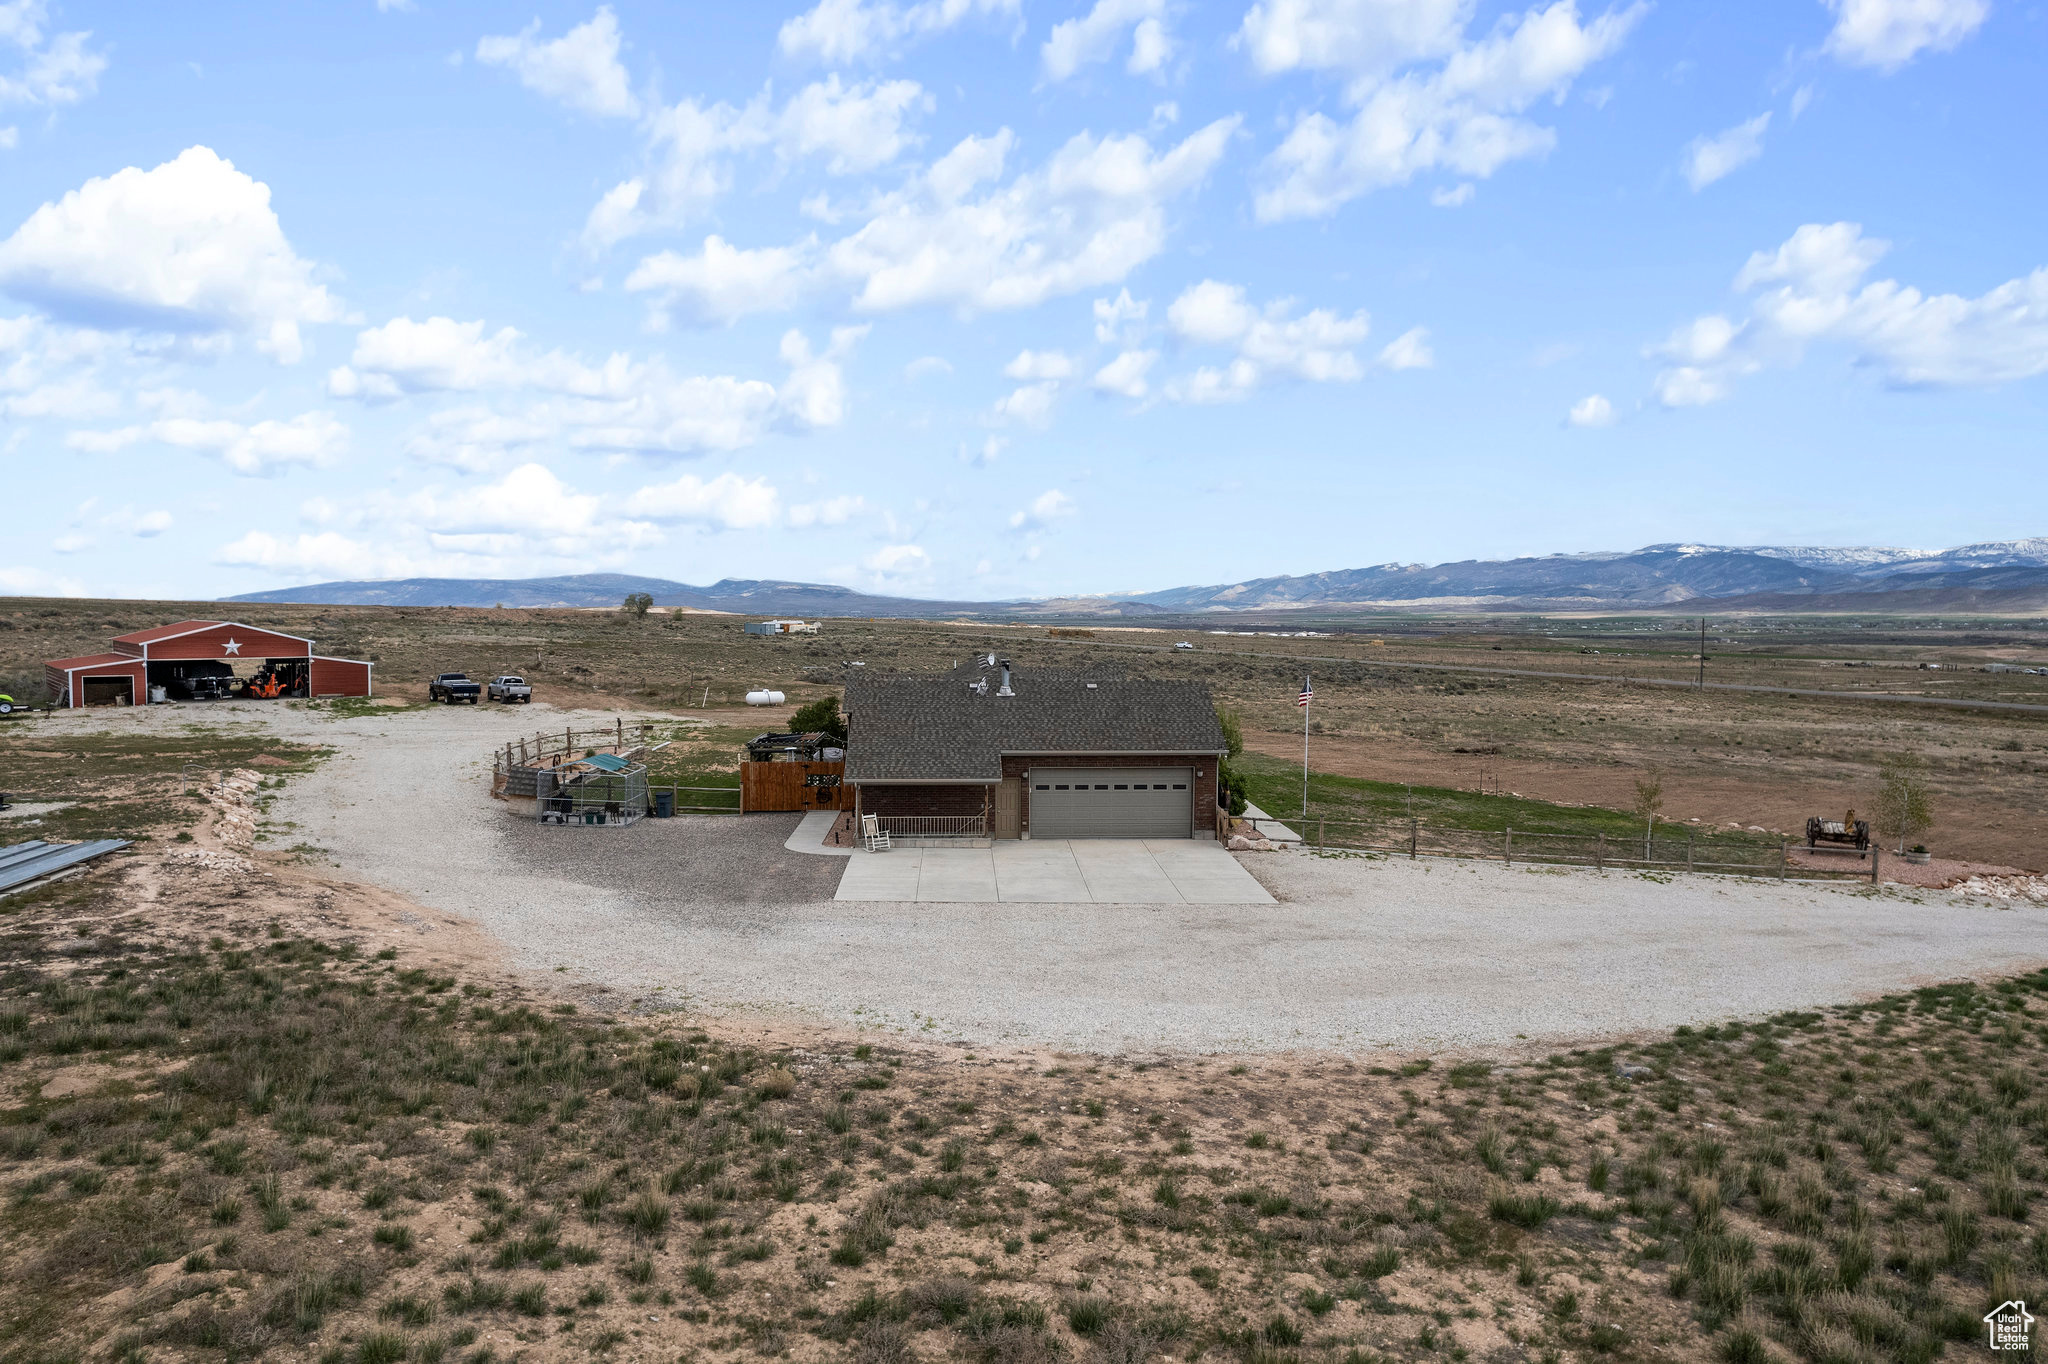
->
[[428, 673, 482, 704], [486, 675, 532, 704]]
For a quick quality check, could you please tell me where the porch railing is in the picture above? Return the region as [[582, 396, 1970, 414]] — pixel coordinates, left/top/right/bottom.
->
[[874, 814, 988, 839]]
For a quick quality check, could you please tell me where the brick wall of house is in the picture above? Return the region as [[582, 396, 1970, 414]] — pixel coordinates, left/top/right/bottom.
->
[[999, 753, 1220, 836], [856, 784, 991, 817]]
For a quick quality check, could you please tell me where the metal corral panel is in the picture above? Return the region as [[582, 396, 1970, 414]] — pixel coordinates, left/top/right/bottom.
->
[[0, 839, 132, 893], [1026, 767, 1191, 839]]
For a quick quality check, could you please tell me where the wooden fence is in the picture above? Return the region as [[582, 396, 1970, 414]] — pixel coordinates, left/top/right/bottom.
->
[[739, 761, 847, 813], [1240, 814, 1880, 883]]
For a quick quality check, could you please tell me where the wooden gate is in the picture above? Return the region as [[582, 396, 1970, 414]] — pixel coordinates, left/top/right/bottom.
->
[[740, 762, 847, 812]]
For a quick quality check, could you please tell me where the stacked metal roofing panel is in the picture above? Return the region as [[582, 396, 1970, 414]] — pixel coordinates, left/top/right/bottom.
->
[[0, 839, 132, 893]]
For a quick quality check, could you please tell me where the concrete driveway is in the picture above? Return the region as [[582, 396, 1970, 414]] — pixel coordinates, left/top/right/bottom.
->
[[835, 838, 1275, 905]]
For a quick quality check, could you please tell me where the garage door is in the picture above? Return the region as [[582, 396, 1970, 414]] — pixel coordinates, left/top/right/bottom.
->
[[1028, 767, 1191, 839]]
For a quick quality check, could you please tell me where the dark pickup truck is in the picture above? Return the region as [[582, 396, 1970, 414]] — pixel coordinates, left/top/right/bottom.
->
[[428, 673, 482, 704]]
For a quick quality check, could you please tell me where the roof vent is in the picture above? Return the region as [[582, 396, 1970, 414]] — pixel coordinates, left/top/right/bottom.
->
[[1085, 682, 1097, 689], [997, 658, 1014, 697]]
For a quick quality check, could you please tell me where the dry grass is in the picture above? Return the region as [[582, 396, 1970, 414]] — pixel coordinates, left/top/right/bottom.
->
[[1, 846, 2044, 1363]]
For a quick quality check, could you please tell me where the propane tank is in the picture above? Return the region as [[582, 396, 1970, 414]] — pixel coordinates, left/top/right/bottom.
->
[[745, 689, 786, 706]]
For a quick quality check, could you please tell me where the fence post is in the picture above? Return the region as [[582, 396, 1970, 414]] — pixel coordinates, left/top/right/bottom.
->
[[1687, 833, 1694, 873], [1318, 817, 1325, 851], [1870, 844, 1880, 885], [1595, 833, 1604, 870], [1778, 839, 1787, 879], [1409, 818, 1417, 860], [1504, 827, 1512, 866]]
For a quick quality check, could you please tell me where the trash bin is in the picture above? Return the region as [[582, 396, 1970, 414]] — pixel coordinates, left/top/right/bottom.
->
[[652, 790, 674, 818]]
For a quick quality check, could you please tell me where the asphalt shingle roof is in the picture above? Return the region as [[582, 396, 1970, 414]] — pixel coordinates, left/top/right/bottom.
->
[[844, 669, 1227, 783]]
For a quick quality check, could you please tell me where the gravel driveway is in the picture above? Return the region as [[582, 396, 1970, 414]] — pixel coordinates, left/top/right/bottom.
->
[[66, 698, 2048, 1054]]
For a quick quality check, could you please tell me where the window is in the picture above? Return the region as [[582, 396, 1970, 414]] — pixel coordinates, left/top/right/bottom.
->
[[1113, 784, 1128, 790], [1094, 784, 1109, 790], [1034, 784, 1049, 791], [1154, 784, 1168, 790], [1172, 783, 1186, 790], [1054, 784, 1069, 790]]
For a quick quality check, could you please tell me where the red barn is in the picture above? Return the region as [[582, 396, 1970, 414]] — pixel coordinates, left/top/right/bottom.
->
[[46, 619, 373, 707]]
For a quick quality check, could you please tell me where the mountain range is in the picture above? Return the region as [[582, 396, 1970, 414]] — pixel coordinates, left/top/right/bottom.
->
[[223, 538, 2048, 617]]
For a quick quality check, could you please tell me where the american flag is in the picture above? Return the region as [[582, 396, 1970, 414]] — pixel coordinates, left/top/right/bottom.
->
[[1297, 677, 1313, 707]]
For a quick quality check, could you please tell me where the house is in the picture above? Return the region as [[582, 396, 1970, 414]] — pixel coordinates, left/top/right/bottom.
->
[[744, 619, 821, 635], [843, 658, 1228, 839]]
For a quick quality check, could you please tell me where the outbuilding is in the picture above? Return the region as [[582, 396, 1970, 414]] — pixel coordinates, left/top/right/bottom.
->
[[44, 619, 374, 707], [844, 658, 1227, 840]]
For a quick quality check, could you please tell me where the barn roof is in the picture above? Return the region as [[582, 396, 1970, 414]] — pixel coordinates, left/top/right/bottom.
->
[[46, 652, 141, 671], [844, 668, 1226, 783], [111, 620, 314, 646]]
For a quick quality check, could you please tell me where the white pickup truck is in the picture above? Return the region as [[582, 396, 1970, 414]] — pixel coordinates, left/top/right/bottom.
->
[[486, 675, 533, 704]]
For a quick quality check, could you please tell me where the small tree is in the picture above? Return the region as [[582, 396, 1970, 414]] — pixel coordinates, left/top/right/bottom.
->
[[1874, 755, 1935, 854], [789, 694, 847, 742], [1629, 768, 1665, 860], [1215, 706, 1244, 760], [622, 592, 654, 617]]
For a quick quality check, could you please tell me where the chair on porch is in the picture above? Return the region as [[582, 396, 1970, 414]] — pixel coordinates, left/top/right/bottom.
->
[[861, 813, 892, 853]]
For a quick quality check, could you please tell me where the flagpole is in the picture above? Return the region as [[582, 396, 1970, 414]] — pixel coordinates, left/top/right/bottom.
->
[[1301, 671, 1310, 820]]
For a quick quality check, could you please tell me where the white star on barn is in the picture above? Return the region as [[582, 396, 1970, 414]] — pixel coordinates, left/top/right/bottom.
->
[[222, 638, 241, 654]]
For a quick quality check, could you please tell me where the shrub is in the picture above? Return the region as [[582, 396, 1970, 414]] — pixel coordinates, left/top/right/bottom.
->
[[1488, 1191, 1559, 1229], [755, 1067, 797, 1100]]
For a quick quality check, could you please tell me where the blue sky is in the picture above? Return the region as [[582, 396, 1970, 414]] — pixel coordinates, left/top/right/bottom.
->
[[1, 0, 2043, 602]]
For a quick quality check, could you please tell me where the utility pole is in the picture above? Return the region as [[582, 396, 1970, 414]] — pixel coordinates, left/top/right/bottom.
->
[[1697, 617, 1707, 690]]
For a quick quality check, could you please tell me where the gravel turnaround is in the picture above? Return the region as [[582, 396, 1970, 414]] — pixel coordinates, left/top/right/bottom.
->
[[130, 698, 2041, 1055]]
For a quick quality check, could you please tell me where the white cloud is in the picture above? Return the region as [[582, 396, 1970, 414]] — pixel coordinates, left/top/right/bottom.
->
[[1004, 349, 1076, 381], [0, 126, 15, 149], [960, 435, 1006, 465], [1823, 0, 1987, 72], [1430, 182, 1475, 206], [1377, 326, 1433, 369], [0, 146, 342, 361], [216, 529, 381, 580], [623, 236, 820, 327], [991, 380, 1060, 426], [581, 77, 931, 249], [1682, 112, 1769, 191], [1163, 279, 1391, 399], [905, 354, 953, 379], [1253, 2, 1646, 221], [863, 542, 932, 578], [1009, 488, 1076, 530], [636, 120, 1236, 322], [787, 494, 868, 527], [828, 118, 1239, 313], [325, 315, 855, 466], [1092, 348, 1157, 398], [1237, 0, 1470, 79], [68, 411, 349, 476], [778, 325, 868, 430], [0, 0, 107, 109], [476, 6, 638, 118], [52, 532, 90, 553], [625, 471, 783, 530], [778, 0, 1019, 65], [1567, 392, 1615, 426], [776, 75, 931, 174], [1093, 287, 1149, 343], [1043, 0, 1174, 81], [1653, 222, 2048, 405], [0, 564, 86, 595], [1167, 279, 1258, 344]]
